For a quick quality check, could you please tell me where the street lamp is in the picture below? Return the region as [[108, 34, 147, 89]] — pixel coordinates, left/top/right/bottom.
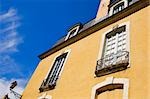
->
[[3, 81, 22, 99], [10, 81, 17, 89], [9, 81, 22, 99]]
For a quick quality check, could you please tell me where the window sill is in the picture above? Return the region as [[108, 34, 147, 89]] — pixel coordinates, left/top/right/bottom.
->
[[39, 80, 56, 92]]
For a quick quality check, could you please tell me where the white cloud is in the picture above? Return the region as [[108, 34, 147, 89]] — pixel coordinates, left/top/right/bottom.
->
[[0, 78, 26, 99], [0, 9, 27, 99], [0, 8, 23, 76], [0, 36, 22, 53], [0, 8, 26, 99], [0, 8, 22, 54], [0, 55, 21, 76], [0, 23, 20, 34], [0, 8, 17, 21]]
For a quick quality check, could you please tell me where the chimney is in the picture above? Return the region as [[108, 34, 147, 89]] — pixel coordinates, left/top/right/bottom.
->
[[96, 0, 110, 20]]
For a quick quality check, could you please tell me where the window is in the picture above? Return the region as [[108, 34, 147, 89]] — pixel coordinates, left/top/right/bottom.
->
[[104, 26, 126, 59], [91, 77, 129, 99], [109, 0, 128, 16], [96, 85, 123, 99], [65, 23, 82, 40], [39, 52, 68, 92], [68, 29, 77, 39], [95, 23, 129, 77], [113, 2, 124, 14]]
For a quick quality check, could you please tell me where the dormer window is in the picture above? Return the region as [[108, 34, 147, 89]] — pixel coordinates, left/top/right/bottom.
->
[[109, 0, 128, 16], [68, 29, 77, 39], [65, 23, 82, 40], [113, 2, 124, 14]]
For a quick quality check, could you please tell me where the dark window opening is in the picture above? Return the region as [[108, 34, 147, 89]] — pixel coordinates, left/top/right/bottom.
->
[[68, 29, 77, 39], [113, 2, 125, 14], [39, 52, 68, 92]]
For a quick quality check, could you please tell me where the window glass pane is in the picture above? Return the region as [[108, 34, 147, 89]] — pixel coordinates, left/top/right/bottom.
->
[[45, 52, 68, 86]]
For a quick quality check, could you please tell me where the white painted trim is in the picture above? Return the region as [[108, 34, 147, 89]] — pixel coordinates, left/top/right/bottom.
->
[[109, 0, 128, 16], [65, 25, 80, 41], [97, 21, 130, 65], [38, 93, 52, 99], [44, 54, 61, 79], [91, 77, 129, 99], [59, 49, 71, 76]]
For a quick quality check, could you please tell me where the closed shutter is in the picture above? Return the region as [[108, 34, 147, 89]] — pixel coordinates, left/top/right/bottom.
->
[[103, 26, 126, 66]]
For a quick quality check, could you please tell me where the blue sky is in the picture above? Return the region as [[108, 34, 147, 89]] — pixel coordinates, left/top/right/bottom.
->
[[0, 0, 100, 97]]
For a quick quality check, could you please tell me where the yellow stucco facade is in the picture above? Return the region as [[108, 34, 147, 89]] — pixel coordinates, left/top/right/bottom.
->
[[22, 0, 150, 99]]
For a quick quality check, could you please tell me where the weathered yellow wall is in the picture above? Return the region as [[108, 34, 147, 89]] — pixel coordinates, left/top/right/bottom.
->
[[22, 6, 150, 99], [147, 5, 150, 99]]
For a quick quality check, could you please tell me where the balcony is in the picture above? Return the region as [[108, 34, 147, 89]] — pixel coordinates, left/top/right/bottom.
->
[[95, 51, 129, 77], [39, 75, 58, 92]]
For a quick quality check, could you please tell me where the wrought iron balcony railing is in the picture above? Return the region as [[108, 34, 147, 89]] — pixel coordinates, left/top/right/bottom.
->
[[95, 51, 129, 77], [39, 75, 58, 92]]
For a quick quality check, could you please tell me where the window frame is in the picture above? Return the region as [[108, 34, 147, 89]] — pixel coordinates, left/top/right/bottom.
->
[[39, 49, 71, 92], [65, 24, 82, 40], [45, 49, 71, 80], [103, 25, 127, 58], [113, 1, 125, 14], [98, 22, 130, 61], [109, 0, 128, 16], [91, 77, 129, 99], [95, 22, 130, 77]]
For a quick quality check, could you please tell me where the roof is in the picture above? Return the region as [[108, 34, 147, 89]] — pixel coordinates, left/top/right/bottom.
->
[[39, 0, 148, 60]]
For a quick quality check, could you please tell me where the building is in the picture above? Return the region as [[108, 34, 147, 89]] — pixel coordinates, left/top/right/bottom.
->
[[22, 0, 150, 99]]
